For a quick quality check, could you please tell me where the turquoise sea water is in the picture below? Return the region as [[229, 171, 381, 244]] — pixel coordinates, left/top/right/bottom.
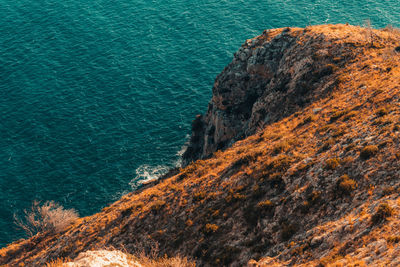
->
[[0, 0, 399, 247]]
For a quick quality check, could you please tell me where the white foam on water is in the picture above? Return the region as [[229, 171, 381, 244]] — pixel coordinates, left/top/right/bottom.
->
[[174, 133, 190, 168], [129, 164, 170, 190]]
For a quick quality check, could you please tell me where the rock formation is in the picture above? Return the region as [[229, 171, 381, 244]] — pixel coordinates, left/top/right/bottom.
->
[[182, 26, 348, 165]]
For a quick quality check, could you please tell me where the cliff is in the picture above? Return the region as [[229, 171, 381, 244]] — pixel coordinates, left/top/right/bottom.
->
[[2, 24, 400, 266], [181, 25, 363, 166]]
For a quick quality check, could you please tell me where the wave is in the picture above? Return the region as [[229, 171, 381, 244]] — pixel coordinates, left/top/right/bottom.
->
[[174, 134, 191, 168], [129, 164, 170, 190]]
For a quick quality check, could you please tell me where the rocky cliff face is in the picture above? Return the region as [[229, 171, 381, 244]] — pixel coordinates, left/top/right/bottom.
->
[[2, 24, 400, 267], [182, 26, 348, 165]]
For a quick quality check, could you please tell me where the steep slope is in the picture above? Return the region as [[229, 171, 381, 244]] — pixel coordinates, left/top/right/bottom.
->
[[2, 24, 400, 267], [182, 25, 355, 165]]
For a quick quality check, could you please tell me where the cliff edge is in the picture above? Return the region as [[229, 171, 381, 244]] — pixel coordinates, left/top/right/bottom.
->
[[2, 24, 400, 267], [182, 25, 345, 165]]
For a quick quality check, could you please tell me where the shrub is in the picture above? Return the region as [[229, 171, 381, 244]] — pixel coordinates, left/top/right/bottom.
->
[[15, 201, 79, 236], [193, 192, 206, 202], [281, 222, 297, 241], [376, 108, 389, 117], [360, 145, 378, 160], [268, 172, 285, 190], [251, 185, 264, 199], [204, 223, 219, 233], [339, 156, 354, 166], [387, 236, 400, 243], [345, 143, 356, 151], [257, 200, 274, 208], [382, 186, 396, 195], [373, 118, 392, 126], [307, 190, 321, 204], [225, 192, 246, 203], [150, 200, 166, 211], [272, 141, 290, 154], [232, 193, 246, 200], [268, 155, 292, 172], [371, 203, 394, 224], [330, 110, 348, 122], [45, 258, 71, 267], [342, 111, 357, 121], [337, 175, 357, 195], [301, 115, 316, 125], [319, 138, 335, 152], [325, 158, 340, 170], [230, 154, 254, 169]]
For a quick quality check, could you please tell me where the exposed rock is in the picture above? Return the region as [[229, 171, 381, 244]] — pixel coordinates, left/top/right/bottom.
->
[[182, 26, 350, 165], [65, 250, 141, 267]]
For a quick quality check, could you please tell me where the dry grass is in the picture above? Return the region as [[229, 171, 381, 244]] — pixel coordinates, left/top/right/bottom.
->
[[138, 256, 195, 267], [45, 258, 71, 267]]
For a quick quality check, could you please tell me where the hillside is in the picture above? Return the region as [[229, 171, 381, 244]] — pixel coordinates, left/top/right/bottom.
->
[[2, 24, 400, 266]]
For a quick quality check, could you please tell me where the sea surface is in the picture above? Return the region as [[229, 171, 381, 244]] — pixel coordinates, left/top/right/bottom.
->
[[0, 0, 399, 247]]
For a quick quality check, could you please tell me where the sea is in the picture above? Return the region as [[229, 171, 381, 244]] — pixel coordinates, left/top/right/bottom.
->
[[0, 0, 399, 247]]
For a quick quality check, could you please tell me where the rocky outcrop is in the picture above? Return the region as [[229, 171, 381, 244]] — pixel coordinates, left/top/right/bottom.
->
[[182, 26, 352, 165]]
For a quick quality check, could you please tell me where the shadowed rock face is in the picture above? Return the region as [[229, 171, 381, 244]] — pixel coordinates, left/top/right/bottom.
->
[[182, 27, 346, 166]]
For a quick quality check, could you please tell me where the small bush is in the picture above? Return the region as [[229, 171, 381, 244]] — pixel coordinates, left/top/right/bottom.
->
[[319, 138, 335, 152], [257, 200, 274, 208], [268, 156, 292, 172], [376, 108, 389, 117], [371, 203, 394, 224], [337, 175, 357, 195], [331, 128, 346, 138], [382, 186, 396, 195], [225, 188, 247, 203], [330, 110, 348, 122], [150, 200, 166, 211], [281, 222, 297, 241], [360, 145, 378, 160], [204, 223, 219, 233], [214, 246, 241, 265], [251, 185, 264, 199], [230, 154, 254, 169], [268, 172, 285, 190], [193, 192, 206, 202], [339, 156, 354, 166], [373, 118, 392, 126], [232, 193, 247, 201], [307, 191, 321, 204], [301, 115, 316, 125], [45, 258, 71, 267], [325, 158, 340, 170], [387, 236, 400, 243], [342, 111, 357, 121], [272, 141, 290, 154], [15, 201, 79, 236]]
